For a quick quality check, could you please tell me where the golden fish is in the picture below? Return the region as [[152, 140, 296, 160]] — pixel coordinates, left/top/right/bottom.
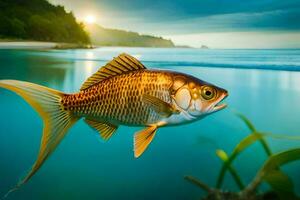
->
[[0, 53, 228, 193]]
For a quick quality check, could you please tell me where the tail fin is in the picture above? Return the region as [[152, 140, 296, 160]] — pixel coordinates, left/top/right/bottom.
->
[[0, 80, 79, 197]]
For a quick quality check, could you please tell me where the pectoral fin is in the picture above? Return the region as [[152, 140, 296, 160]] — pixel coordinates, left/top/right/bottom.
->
[[85, 119, 118, 140], [142, 94, 179, 117], [134, 126, 157, 158]]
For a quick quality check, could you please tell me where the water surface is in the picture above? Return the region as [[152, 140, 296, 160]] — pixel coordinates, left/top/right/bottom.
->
[[0, 48, 300, 199]]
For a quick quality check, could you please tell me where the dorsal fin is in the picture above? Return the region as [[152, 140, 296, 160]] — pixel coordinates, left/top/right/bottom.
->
[[80, 53, 146, 90]]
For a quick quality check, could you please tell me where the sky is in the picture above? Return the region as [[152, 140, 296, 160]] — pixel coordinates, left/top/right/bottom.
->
[[49, 0, 300, 48]]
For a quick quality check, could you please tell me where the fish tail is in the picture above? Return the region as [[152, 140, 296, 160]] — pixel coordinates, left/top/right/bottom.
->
[[0, 80, 79, 198]]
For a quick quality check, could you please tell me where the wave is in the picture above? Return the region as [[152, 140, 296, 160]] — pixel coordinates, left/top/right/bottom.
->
[[144, 61, 300, 71], [67, 58, 300, 72]]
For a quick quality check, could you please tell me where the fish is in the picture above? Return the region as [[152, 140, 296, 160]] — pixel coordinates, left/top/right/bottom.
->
[[0, 53, 228, 193]]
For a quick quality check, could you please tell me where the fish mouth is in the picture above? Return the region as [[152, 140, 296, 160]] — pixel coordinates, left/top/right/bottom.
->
[[212, 92, 228, 112]]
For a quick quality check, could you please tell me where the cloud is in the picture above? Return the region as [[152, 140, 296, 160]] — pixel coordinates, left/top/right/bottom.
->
[[157, 8, 300, 34], [166, 32, 300, 48], [50, 0, 300, 33]]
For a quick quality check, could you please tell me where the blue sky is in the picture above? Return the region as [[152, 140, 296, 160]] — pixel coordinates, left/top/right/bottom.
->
[[50, 0, 300, 48]]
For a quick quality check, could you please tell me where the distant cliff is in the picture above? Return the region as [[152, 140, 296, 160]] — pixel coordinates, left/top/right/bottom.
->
[[0, 0, 90, 44], [86, 24, 175, 48]]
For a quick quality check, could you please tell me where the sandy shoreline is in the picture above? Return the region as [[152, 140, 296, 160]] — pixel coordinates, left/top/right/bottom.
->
[[0, 41, 57, 49]]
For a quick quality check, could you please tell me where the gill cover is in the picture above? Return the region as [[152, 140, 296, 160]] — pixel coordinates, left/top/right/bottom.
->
[[174, 88, 191, 110]]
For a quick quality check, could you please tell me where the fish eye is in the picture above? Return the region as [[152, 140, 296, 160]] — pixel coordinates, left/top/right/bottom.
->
[[201, 86, 216, 100]]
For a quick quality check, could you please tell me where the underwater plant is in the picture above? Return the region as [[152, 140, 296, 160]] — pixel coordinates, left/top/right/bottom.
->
[[185, 113, 300, 200]]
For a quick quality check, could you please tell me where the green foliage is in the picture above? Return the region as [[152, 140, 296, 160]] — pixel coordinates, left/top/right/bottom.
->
[[235, 112, 272, 155], [0, 0, 90, 43], [216, 150, 245, 190], [215, 133, 263, 189], [86, 24, 175, 47], [262, 148, 300, 172], [186, 113, 300, 199], [216, 113, 300, 199], [235, 112, 256, 132], [244, 148, 300, 199], [215, 114, 272, 189], [263, 170, 295, 199]]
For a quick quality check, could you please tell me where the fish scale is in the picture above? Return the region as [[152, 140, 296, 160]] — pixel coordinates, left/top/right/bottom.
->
[[62, 70, 173, 126]]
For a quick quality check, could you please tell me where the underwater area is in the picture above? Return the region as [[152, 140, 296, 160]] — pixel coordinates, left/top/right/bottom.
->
[[0, 47, 300, 199]]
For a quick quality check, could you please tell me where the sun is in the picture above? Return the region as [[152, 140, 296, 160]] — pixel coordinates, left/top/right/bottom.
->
[[84, 15, 96, 24]]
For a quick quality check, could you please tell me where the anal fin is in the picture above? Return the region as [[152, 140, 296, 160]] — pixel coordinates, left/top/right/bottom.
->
[[134, 126, 157, 158], [85, 119, 118, 140]]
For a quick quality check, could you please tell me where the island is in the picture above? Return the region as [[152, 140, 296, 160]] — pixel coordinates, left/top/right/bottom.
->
[[86, 24, 175, 48]]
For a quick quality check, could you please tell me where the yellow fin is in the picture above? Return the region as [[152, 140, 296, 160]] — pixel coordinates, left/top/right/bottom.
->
[[0, 80, 79, 198], [80, 53, 146, 90], [85, 119, 118, 140], [142, 94, 179, 117], [134, 126, 157, 158]]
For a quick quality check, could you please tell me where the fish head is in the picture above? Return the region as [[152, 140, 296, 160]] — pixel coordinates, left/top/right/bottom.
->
[[171, 74, 228, 118]]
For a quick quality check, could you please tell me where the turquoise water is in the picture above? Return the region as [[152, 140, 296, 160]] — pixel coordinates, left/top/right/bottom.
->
[[0, 47, 300, 199]]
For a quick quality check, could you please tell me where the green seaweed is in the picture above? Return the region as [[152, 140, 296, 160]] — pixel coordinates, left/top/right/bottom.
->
[[235, 113, 272, 156], [216, 149, 245, 190], [243, 148, 300, 199], [216, 113, 272, 189], [185, 113, 300, 200]]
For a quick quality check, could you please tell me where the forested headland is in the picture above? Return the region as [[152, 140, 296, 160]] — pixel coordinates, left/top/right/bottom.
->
[[0, 0, 90, 44], [0, 0, 177, 47]]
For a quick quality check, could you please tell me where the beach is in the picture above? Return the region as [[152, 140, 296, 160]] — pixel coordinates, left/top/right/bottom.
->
[[0, 41, 57, 49]]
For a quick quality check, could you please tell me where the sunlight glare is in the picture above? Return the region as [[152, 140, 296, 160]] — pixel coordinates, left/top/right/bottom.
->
[[84, 15, 96, 24]]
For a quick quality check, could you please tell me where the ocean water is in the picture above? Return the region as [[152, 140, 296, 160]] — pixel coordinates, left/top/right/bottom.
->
[[0, 47, 300, 199]]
